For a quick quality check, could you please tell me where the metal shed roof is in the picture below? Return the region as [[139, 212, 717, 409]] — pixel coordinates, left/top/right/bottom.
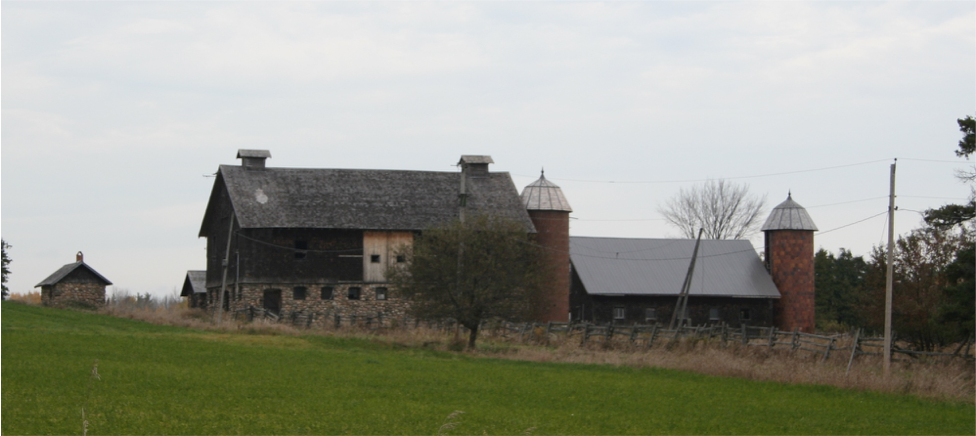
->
[[761, 194, 818, 231], [35, 261, 113, 287], [181, 270, 207, 296], [521, 172, 573, 212], [570, 236, 779, 298], [200, 165, 535, 236]]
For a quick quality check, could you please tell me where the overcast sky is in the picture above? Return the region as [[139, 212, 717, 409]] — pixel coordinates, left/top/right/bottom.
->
[[2, 1, 974, 298]]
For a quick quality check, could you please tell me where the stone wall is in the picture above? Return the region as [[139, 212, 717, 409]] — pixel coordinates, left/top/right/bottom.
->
[[41, 283, 106, 308], [208, 282, 409, 326], [766, 230, 815, 333]]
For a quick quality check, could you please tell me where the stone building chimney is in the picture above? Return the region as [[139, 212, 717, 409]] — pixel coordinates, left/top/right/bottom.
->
[[237, 149, 271, 170], [761, 193, 818, 333], [521, 170, 573, 322]]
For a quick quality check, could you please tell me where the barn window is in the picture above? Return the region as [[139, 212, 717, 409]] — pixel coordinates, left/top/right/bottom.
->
[[295, 240, 308, 259], [709, 308, 720, 321], [321, 287, 334, 300], [293, 286, 307, 300], [613, 307, 625, 320], [396, 254, 406, 263], [739, 308, 751, 321], [370, 254, 381, 263], [375, 287, 388, 300], [347, 287, 361, 300], [644, 308, 657, 322]]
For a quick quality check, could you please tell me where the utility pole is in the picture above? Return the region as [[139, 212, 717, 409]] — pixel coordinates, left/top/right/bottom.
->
[[216, 214, 235, 325], [884, 159, 896, 376], [670, 228, 704, 330]]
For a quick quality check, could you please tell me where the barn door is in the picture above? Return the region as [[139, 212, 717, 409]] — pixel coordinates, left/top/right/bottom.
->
[[263, 289, 282, 315]]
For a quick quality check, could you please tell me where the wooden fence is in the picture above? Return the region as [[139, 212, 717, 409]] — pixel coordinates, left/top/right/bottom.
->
[[230, 306, 975, 368]]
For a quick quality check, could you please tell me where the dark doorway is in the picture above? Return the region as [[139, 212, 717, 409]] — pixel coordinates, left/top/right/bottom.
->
[[222, 291, 230, 311], [263, 289, 282, 315]]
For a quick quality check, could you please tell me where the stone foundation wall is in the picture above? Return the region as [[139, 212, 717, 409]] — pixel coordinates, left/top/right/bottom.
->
[[41, 283, 106, 308], [208, 283, 409, 325]]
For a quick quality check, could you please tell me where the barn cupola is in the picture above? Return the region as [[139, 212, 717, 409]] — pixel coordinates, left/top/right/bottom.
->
[[521, 170, 572, 323], [237, 149, 271, 170], [761, 193, 818, 333], [458, 155, 493, 178]]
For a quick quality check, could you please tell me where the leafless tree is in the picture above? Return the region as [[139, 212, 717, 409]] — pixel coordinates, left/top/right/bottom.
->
[[659, 179, 767, 240]]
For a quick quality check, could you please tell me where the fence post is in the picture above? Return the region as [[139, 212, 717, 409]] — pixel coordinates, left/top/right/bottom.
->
[[647, 324, 658, 349], [846, 328, 861, 375], [767, 327, 776, 349], [741, 324, 748, 345], [791, 327, 800, 351], [822, 337, 835, 362]]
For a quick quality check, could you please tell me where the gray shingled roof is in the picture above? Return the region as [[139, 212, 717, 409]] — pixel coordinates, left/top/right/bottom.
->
[[761, 194, 818, 231], [521, 173, 573, 212], [200, 165, 535, 235], [570, 236, 779, 298], [35, 261, 113, 287], [181, 270, 207, 296]]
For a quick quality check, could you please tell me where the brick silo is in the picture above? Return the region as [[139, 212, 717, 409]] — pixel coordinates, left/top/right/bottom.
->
[[761, 194, 818, 333], [520, 171, 572, 322]]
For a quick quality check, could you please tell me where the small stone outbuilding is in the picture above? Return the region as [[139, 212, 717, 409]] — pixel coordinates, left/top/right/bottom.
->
[[36, 252, 111, 308]]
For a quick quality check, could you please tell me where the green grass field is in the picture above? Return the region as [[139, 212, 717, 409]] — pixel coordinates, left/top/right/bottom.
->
[[2, 302, 973, 435]]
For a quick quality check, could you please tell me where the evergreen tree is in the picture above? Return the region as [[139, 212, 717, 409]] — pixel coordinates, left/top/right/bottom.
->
[[814, 248, 867, 331]]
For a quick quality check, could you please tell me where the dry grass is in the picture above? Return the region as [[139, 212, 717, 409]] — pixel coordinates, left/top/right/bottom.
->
[[476, 333, 975, 404], [8, 290, 41, 305]]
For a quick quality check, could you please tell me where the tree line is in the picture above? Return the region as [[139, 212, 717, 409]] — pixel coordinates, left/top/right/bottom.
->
[[816, 116, 975, 350]]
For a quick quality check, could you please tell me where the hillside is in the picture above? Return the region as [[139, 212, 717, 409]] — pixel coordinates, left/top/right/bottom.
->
[[2, 302, 973, 435]]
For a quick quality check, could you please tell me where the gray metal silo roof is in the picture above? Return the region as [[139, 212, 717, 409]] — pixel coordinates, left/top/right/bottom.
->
[[761, 194, 818, 231], [521, 172, 573, 212]]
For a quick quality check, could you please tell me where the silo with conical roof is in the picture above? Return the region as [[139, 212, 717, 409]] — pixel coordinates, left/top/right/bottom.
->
[[761, 194, 818, 333], [521, 172, 573, 322]]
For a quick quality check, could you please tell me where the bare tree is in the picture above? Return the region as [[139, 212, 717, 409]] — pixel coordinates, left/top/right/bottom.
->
[[1, 239, 10, 299], [659, 179, 767, 240]]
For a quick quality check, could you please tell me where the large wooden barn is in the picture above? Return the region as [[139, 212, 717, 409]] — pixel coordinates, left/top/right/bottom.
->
[[197, 150, 534, 320]]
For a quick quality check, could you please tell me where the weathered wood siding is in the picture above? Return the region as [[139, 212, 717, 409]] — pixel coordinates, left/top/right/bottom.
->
[[363, 231, 413, 282], [570, 267, 775, 327]]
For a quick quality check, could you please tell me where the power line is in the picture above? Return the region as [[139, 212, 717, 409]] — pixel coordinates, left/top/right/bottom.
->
[[899, 157, 973, 164], [817, 211, 888, 236]]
